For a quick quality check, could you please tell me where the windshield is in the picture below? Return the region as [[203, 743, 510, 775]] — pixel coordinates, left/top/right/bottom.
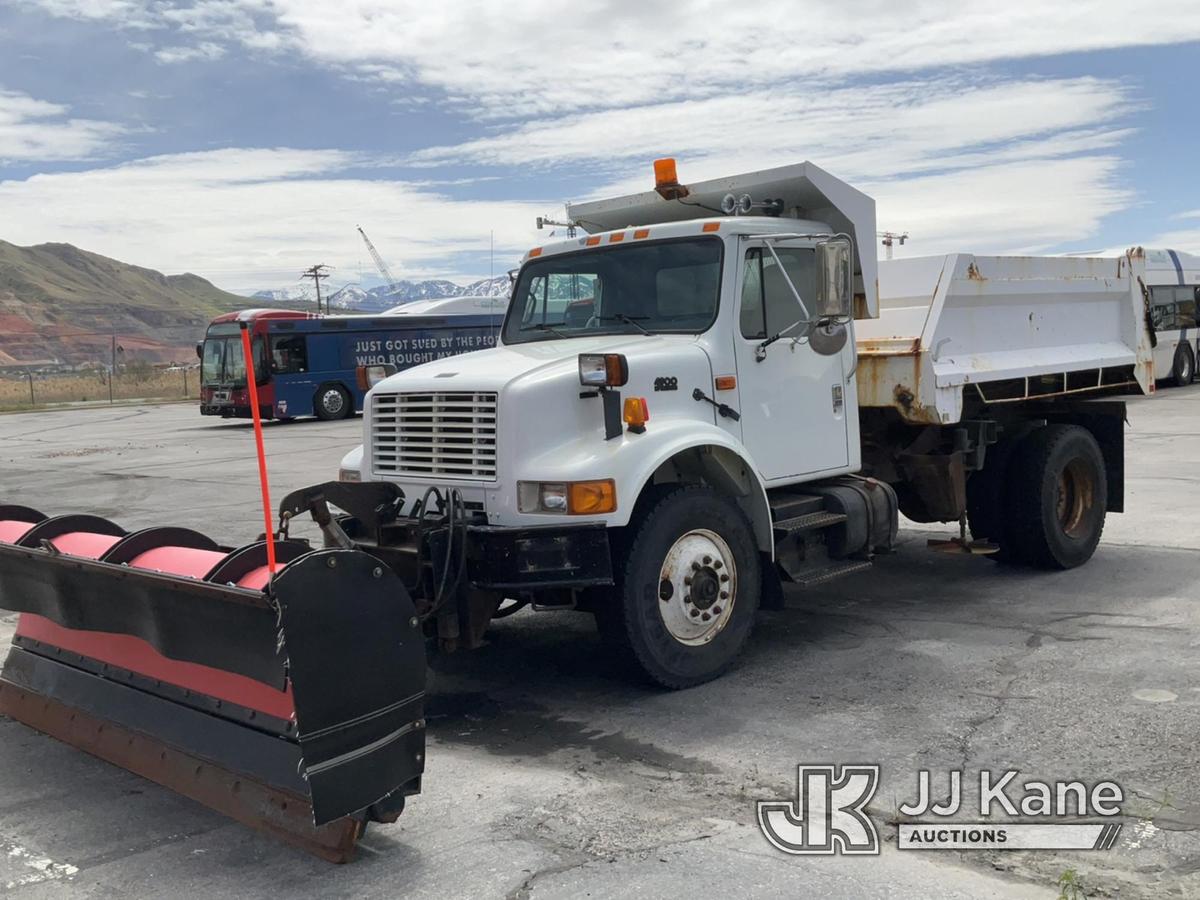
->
[[503, 237, 723, 344], [201, 324, 265, 386]]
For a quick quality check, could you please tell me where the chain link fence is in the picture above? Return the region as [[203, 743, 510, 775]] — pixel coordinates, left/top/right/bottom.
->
[[0, 324, 204, 412]]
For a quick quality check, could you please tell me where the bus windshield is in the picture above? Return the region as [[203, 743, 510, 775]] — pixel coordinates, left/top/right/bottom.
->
[[201, 324, 260, 386], [503, 237, 723, 344]]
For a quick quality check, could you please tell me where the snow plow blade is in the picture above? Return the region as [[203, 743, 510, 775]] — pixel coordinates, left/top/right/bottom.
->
[[0, 505, 426, 862]]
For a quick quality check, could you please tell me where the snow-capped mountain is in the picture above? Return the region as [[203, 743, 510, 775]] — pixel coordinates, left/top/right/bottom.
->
[[250, 286, 317, 305], [252, 275, 512, 312]]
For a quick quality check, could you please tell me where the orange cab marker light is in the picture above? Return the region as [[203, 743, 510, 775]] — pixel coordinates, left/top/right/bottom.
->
[[715, 375, 737, 391], [623, 396, 649, 433], [568, 479, 617, 515], [528, 247, 543, 258], [585, 236, 602, 246], [702, 222, 721, 233], [634, 228, 651, 239], [609, 233, 625, 243]]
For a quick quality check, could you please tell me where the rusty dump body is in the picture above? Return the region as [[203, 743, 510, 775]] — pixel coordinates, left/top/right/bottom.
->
[[855, 253, 1155, 425], [0, 504, 426, 862]]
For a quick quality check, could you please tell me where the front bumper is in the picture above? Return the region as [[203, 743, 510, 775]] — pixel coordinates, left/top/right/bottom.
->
[[283, 481, 613, 593], [468, 523, 612, 591]]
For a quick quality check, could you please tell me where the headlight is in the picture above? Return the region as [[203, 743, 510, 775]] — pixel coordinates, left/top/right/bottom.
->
[[578, 353, 628, 387], [518, 479, 616, 514]]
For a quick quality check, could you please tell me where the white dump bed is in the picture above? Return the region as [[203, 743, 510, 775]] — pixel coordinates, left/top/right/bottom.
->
[[855, 254, 1153, 424]]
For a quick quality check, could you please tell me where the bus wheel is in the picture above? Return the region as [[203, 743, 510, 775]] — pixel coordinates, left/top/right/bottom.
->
[[1008, 425, 1106, 570], [598, 485, 759, 689], [1172, 345, 1195, 387], [314, 383, 351, 420]]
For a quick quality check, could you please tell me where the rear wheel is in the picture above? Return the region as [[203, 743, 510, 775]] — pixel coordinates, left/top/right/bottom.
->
[[598, 485, 760, 689], [314, 383, 351, 420], [1172, 344, 1195, 387], [1007, 425, 1107, 569]]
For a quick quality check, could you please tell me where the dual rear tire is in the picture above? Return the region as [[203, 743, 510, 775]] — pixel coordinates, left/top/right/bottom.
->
[[967, 424, 1106, 569]]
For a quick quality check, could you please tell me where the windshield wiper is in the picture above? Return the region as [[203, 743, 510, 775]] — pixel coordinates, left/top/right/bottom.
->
[[596, 314, 651, 335], [523, 322, 568, 339]]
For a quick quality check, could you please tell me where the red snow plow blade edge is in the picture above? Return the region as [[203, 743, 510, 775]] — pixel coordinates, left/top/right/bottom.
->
[[0, 504, 426, 862]]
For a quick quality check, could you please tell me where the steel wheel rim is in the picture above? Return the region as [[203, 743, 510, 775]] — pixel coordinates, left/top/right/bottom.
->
[[322, 389, 345, 415], [657, 528, 736, 646], [1056, 458, 1096, 539]]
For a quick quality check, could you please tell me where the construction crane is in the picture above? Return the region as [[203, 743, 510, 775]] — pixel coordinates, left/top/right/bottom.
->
[[356, 225, 402, 296]]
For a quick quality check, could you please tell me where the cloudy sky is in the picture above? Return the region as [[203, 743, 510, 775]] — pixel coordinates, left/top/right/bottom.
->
[[0, 1, 1198, 294]]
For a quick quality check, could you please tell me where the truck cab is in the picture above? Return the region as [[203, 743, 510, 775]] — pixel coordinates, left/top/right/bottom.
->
[[329, 160, 1133, 689]]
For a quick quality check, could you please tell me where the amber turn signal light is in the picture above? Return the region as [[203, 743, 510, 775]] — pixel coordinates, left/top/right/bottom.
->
[[568, 479, 617, 515]]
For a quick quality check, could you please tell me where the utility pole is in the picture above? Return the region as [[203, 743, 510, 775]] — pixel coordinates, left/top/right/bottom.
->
[[878, 231, 909, 261], [301, 264, 332, 314]]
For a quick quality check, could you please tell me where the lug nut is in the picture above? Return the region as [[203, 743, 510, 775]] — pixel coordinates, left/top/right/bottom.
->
[[326, 557, 337, 568], [689, 608, 700, 618], [703, 555, 712, 565], [720, 591, 728, 600], [372, 567, 383, 578], [409, 616, 419, 628], [684, 575, 692, 586], [720, 573, 729, 583], [691, 561, 701, 572], [712, 606, 722, 615], [713, 560, 723, 569], [701, 612, 711, 622]]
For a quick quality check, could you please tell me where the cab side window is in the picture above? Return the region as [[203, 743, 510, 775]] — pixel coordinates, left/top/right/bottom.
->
[[740, 247, 818, 340]]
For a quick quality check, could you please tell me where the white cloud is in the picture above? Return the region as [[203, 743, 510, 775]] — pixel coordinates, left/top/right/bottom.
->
[[154, 40, 226, 63], [0, 88, 125, 162], [25, 1, 1200, 117], [409, 77, 1135, 179], [868, 156, 1133, 255], [0, 148, 550, 289]]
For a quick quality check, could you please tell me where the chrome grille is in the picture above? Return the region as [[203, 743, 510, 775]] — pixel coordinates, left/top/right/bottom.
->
[[371, 391, 498, 481]]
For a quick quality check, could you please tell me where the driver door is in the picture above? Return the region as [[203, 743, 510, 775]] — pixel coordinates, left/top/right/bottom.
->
[[733, 242, 849, 482]]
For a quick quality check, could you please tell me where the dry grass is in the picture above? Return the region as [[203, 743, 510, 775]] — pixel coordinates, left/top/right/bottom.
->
[[0, 369, 200, 410]]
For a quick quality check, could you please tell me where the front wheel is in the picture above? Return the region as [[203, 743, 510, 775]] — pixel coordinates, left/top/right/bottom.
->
[[598, 485, 760, 689], [314, 383, 352, 420], [1172, 345, 1195, 388]]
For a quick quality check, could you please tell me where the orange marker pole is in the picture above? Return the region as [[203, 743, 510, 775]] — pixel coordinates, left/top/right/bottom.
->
[[240, 322, 277, 577]]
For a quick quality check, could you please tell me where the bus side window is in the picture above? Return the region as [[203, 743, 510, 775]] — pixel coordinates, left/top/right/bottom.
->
[[1176, 288, 1197, 328], [271, 335, 308, 374], [1152, 303, 1175, 330]]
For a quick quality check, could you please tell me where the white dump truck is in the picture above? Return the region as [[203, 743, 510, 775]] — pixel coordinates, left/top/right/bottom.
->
[[324, 160, 1153, 689]]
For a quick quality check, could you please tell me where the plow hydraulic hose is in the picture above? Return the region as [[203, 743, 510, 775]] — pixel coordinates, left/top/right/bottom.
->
[[0, 504, 427, 862]]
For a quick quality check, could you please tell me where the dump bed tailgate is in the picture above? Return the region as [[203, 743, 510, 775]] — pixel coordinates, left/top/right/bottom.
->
[[855, 253, 1153, 424]]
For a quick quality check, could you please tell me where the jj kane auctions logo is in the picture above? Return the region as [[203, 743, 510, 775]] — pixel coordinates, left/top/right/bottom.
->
[[758, 765, 1124, 854]]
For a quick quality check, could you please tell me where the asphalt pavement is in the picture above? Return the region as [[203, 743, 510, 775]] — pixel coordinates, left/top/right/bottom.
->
[[0, 390, 1197, 898]]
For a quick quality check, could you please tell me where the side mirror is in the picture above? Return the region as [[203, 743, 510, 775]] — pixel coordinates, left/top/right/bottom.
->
[[816, 238, 854, 319], [195, 341, 203, 360]]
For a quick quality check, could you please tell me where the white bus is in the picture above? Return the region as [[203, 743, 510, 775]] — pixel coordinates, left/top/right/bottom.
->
[[1143, 248, 1200, 386]]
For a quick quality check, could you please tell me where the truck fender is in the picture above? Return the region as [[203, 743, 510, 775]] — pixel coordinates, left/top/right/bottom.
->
[[339, 443, 364, 477], [623, 422, 774, 555]]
